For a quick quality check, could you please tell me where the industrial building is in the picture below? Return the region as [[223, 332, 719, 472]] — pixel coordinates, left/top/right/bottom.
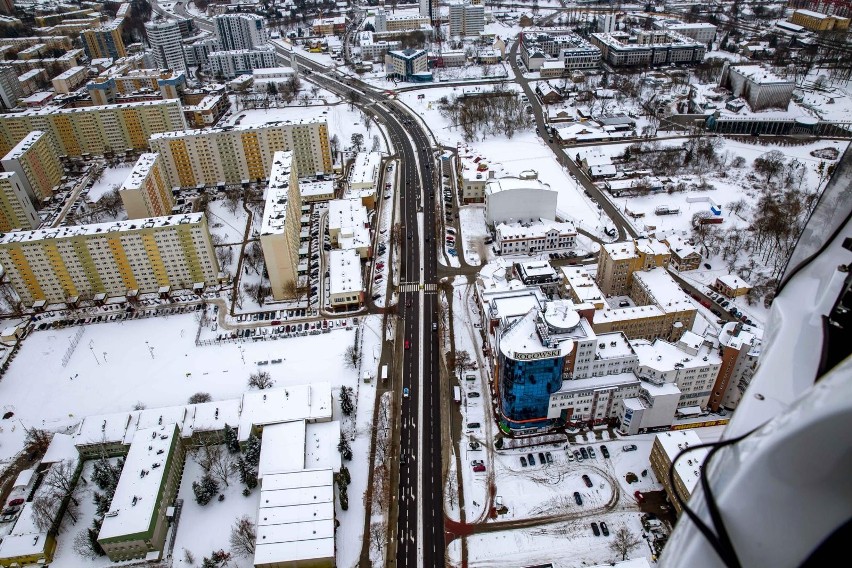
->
[[484, 170, 557, 226], [718, 63, 795, 112]]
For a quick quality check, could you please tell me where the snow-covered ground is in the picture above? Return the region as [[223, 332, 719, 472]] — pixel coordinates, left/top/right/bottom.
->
[[87, 163, 134, 203]]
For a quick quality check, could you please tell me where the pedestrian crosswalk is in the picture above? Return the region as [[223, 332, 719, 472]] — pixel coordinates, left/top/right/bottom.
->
[[399, 283, 439, 293]]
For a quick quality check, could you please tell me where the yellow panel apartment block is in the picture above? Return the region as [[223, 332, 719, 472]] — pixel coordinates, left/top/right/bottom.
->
[[0, 172, 39, 232], [0, 213, 219, 305], [0, 100, 186, 159], [119, 153, 175, 219], [1, 130, 63, 204], [149, 119, 332, 189], [259, 152, 302, 300]]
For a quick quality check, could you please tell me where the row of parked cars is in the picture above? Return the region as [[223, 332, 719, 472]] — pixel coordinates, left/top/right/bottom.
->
[[706, 291, 755, 325], [519, 450, 553, 468], [568, 444, 610, 463]]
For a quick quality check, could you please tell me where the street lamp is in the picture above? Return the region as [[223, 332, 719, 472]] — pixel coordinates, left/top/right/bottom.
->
[[89, 340, 99, 366]]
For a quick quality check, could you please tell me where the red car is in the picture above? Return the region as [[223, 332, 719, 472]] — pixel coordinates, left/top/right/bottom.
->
[[404, 340, 411, 350], [473, 464, 486, 472], [634, 490, 645, 503], [6, 498, 24, 507]]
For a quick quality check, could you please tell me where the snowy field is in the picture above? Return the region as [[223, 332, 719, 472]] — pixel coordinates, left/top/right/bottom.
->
[[87, 163, 134, 203]]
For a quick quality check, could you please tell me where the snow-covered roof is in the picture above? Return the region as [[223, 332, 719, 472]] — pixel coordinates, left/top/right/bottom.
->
[[655, 429, 708, 493], [498, 308, 574, 361], [0, 213, 206, 245], [98, 423, 179, 541], [594, 332, 635, 359], [593, 304, 665, 324], [42, 433, 78, 464], [717, 273, 751, 289], [328, 248, 363, 296], [496, 219, 576, 240], [183, 399, 242, 437], [238, 383, 332, 442], [729, 65, 793, 85], [119, 153, 159, 191], [349, 152, 380, 189], [12, 468, 34, 488], [718, 322, 763, 355], [485, 175, 554, 197], [664, 234, 699, 260], [259, 420, 306, 477], [632, 268, 694, 313], [485, 288, 544, 321], [126, 406, 189, 444], [0, 529, 50, 561], [631, 337, 720, 373], [260, 151, 294, 236], [74, 411, 138, 447], [328, 198, 368, 232], [515, 260, 558, 280], [254, 469, 336, 566], [561, 265, 606, 306], [303, 420, 342, 473], [1, 130, 46, 160]]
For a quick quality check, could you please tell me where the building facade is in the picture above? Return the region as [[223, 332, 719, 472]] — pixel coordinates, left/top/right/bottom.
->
[[385, 49, 429, 80], [0, 172, 39, 232], [213, 13, 268, 51], [149, 119, 332, 188], [589, 30, 705, 67], [1, 130, 62, 204], [649, 430, 708, 515], [260, 152, 302, 300], [449, 1, 485, 37], [709, 322, 762, 412], [485, 171, 558, 226], [145, 21, 188, 73], [596, 238, 671, 296], [81, 19, 127, 60], [719, 63, 795, 111], [0, 65, 22, 109], [791, 8, 850, 30], [119, 153, 175, 219], [0, 213, 219, 305], [495, 220, 577, 255], [51, 65, 87, 94], [328, 248, 363, 311], [208, 47, 277, 79], [0, 99, 187, 159]]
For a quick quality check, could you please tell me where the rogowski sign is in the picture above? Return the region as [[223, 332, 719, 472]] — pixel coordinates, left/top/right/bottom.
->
[[514, 350, 560, 361]]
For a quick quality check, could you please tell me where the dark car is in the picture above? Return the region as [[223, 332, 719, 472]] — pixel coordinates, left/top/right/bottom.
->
[[538, 452, 545, 464], [591, 522, 601, 536], [468, 391, 480, 398], [600, 521, 609, 536], [704, 263, 712, 269], [520, 456, 527, 467], [580, 446, 589, 459], [574, 491, 583, 506], [545, 451, 553, 464], [588, 446, 596, 459], [582, 474, 593, 488], [600, 445, 610, 459], [528, 453, 535, 466]]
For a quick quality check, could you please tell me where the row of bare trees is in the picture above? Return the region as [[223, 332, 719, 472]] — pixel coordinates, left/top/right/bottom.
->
[[438, 85, 533, 142]]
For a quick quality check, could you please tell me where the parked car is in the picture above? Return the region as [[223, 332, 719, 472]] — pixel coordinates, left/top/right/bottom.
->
[[468, 391, 480, 398], [582, 474, 593, 488], [538, 452, 546, 464], [528, 453, 535, 466], [591, 522, 600, 536], [704, 263, 712, 269], [545, 451, 553, 464], [623, 444, 638, 451], [580, 447, 589, 459], [520, 456, 528, 467], [600, 522, 609, 536], [588, 446, 596, 459], [574, 449, 583, 462], [635, 490, 645, 503], [566, 451, 575, 462], [473, 463, 486, 472], [471, 460, 484, 467], [574, 491, 583, 506], [600, 445, 610, 458]]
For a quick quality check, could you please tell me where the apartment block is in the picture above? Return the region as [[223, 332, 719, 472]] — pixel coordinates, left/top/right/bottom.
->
[[0, 172, 39, 231], [81, 19, 127, 60], [149, 119, 331, 188], [0, 65, 22, 109], [97, 423, 186, 561], [182, 89, 230, 128], [650, 430, 708, 515], [589, 30, 705, 67], [51, 65, 87, 94], [208, 47, 277, 79], [596, 238, 671, 296], [1, 130, 62, 204], [709, 322, 762, 412], [791, 8, 850, 30], [449, 1, 485, 37], [0, 99, 187, 159], [260, 151, 302, 300], [213, 13, 268, 51], [119, 153, 174, 219], [146, 20, 188, 73], [0, 212, 219, 305]]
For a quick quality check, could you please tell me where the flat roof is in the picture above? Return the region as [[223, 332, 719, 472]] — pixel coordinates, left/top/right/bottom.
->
[[1, 130, 46, 161], [485, 175, 554, 197], [655, 429, 708, 493], [329, 248, 363, 296], [349, 152, 380, 188], [259, 420, 306, 477], [238, 383, 332, 441], [260, 151, 294, 236], [149, 117, 325, 141], [119, 153, 160, 192], [0, 213, 205, 245], [98, 424, 178, 541]]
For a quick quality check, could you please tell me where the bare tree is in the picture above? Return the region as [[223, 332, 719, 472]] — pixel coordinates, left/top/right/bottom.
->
[[72, 528, 100, 559], [243, 282, 271, 305], [193, 441, 236, 488], [609, 526, 642, 561], [344, 344, 360, 369], [454, 349, 473, 376], [229, 515, 257, 556], [248, 370, 274, 389], [369, 521, 386, 556], [188, 392, 213, 404], [24, 427, 52, 456]]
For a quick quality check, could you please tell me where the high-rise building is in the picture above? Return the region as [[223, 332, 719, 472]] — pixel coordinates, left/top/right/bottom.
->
[[449, 1, 485, 37], [1, 130, 62, 205], [260, 151, 301, 300], [596, 238, 671, 296], [81, 19, 127, 60], [0, 212, 219, 305], [709, 322, 763, 412], [419, 0, 439, 23], [119, 153, 174, 219], [0, 99, 187, 159], [0, 65, 22, 109], [149, 119, 332, 188], [0, 172, 39, 232], [145, 21, 188, 73], [213, 13, 268, 51]]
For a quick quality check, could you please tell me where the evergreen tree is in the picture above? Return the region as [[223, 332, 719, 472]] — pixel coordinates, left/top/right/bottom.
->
[[87, 527, 105, 556], [337, 433, 352, 461], [223, 424, 240, 454], [192, 473, 220, 506], [339, 485, 349, 511], [339, 386, 354, 416], [244, 432, 261, 467], [339, 464, 351, 486]]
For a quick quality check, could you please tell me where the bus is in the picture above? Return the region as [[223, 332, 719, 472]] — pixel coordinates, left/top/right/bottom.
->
[[380, 365, 388, 382], [453, 386, 461, 403]]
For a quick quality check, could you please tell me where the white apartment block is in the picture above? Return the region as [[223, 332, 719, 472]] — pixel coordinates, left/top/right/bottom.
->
[[119, 153, 175, 219], [213, 13, 268, 51], [663, 22, 717, 44], [0, 65, 22, 109], [328, 248, 363, 310], [145, 21, 188, 72], [184, 37, 219, 67], [1, 130, 62, 205], [0, 99, 187, 159], [51, 65, 87, 94], [208, 47, 277, 79], [374, 10, 430, 33], [495, 219, 577, 255], [0, 212, 219, 305], [149, 119, 332, 189], [0, 172, 39, 232], [589, 30, 705, 67], [358, 32, 400, 62], [449, 1, 485, 37], [260, 151, 302, 300]]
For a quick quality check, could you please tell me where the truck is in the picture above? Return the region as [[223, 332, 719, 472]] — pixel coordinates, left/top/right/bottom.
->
[[453, 386, 461, 403], [380, 364, 388, 382]]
